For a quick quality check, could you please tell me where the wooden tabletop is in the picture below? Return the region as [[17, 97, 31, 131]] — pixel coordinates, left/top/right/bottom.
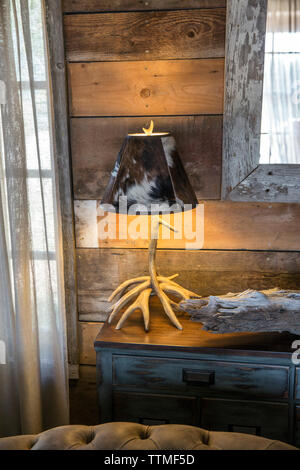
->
[[94, 298, 296, 355]]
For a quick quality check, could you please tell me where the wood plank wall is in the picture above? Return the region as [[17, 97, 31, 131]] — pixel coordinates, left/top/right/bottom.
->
[[62, 0, 300, 424]]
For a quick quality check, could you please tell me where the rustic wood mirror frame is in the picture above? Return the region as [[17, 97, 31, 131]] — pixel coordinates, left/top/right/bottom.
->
[[222, 0, 300, 202]]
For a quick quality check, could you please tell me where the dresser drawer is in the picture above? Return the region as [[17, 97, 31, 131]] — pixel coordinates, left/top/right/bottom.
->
[[200, 397, 289, 442], [112, 355, 289, 399], [112, 391, 198, 426]]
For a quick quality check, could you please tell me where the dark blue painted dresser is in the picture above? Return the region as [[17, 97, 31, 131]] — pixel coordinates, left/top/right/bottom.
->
[[94, 300, 300, 446]]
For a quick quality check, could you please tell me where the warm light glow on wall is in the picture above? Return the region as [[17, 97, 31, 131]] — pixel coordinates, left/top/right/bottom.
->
[[97, 206, 203, 250]]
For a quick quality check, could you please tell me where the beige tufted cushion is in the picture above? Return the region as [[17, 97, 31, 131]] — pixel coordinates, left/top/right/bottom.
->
[[0, 423, 298, 450]]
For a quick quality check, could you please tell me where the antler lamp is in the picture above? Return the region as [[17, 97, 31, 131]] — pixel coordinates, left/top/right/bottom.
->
[[101, 122, 200, 331]]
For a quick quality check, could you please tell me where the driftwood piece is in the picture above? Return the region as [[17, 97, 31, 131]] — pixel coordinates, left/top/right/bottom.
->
[[180, 289, 300, 335]]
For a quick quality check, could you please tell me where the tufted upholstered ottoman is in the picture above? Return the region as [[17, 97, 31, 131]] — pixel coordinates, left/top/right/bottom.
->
[[0, 422, 298, 450]]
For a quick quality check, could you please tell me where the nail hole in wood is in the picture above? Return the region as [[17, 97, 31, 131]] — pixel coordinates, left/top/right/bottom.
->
[[140, 88, 151, 99]]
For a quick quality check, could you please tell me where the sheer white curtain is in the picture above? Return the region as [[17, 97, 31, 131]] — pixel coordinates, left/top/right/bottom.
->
[[0, 0, 69, 437], [260, 0, 300, 163]]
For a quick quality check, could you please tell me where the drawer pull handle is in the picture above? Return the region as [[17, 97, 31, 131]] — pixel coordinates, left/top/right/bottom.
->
[[182, 369, 215, 385]]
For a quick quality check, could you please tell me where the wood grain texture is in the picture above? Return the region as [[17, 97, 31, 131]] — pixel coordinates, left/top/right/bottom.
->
[[95, 299, 294, 354], [68, 59, 224, 116], [44, 0, 79, 369], [79, 321, 103, 364], [229, 165, 300, 203], [202, 201, 300, 251], [63, 0, 227, 13], [70, 116, 222, 200], [74, 201, 300, 250], [222, 0, 267, 198], [74, 203, 204, 249], [77, 249, 300, 321], [69, 365, 99, 425], [64, 9, 226, 62]]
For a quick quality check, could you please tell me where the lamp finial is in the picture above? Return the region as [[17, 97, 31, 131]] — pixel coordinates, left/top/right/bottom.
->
[[142, 120, 154, 135]]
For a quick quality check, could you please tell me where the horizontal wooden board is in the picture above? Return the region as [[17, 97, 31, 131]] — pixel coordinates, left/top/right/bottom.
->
[[74, 204, 204, 249], [202, 201, 300, 251], [70, 116, 222, 200], [77, 249, 300, 321], [64, 9, 226, 62], [68, 59, 224, 116], [79, 321, 103, 364], [63, 1, 227, 13], [73, 200, 300, 250]]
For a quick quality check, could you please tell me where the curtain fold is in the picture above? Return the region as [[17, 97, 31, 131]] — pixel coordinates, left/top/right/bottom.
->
[[260, 0, 300, 163], [0, 0, 69, 437]]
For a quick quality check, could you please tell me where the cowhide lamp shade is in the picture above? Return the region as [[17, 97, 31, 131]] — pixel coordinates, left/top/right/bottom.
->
[[101, 125, 200, 332], [101, 132, 198, 214]]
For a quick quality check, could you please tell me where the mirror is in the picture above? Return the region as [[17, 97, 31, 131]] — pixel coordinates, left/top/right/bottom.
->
[[260, 0, 300, 165], [222, 0, 300, 202]]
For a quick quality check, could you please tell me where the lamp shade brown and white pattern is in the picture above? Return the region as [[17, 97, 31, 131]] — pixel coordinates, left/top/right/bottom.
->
[[100, 133, 198, 213]]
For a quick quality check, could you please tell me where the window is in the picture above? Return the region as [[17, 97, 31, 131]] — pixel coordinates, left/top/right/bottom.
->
[[0, 0, 65, 345]]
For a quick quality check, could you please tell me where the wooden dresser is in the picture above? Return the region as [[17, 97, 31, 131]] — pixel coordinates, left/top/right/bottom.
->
[[94, 300, 300, 446]]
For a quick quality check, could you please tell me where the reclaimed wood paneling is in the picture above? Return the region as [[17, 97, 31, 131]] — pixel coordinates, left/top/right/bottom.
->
[[63, 0, 227, 13], [222, 0, 267, 198], [77, 249, 300, 321], [79, 321, 103, 364], [69, 365, 99, 424], [74, 201, 300, 250], [64, 9, 226, 62], [68, 59, 224, 116], [70, 116, 222, 200], [74, 204, 204, 249], [202, 202, 300, 251]]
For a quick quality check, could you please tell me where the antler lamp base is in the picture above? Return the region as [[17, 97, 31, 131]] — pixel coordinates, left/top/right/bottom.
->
[[107, 217, 200, 331]]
